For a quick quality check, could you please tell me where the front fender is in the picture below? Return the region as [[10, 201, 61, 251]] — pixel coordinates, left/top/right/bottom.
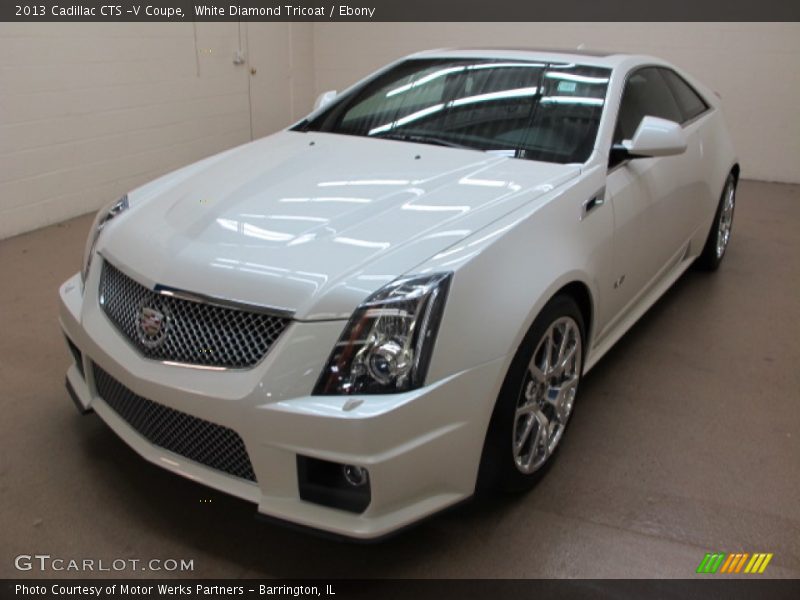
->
[[423, 167, 612, 391]]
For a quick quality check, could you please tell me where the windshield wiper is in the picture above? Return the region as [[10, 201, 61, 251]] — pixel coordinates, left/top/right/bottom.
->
[[372, 132, 472, 150]]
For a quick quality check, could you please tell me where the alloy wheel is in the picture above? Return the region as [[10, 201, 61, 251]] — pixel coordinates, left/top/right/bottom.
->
[[716, 180, 736, 258], [512, 316, 582, 474]]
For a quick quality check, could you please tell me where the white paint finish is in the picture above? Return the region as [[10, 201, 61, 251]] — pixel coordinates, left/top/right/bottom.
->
[[59, 267, 501, 537], [312, 22, 800, 183], [100, 130, 579, 320], [603, 132, 703, 339], [624, 116, 688, 157], [59, 51, 738, 537]]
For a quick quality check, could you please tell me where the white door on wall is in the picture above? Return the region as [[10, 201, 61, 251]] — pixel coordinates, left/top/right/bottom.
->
[[246, 23, 292, 139]]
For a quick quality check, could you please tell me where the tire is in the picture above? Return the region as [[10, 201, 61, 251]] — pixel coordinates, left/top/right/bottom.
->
[[476, 294, 585, 494], [696, 173, 737, 271]]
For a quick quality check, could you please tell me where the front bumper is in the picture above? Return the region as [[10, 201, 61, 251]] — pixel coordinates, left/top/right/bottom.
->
[[59, 271, 506, 539]]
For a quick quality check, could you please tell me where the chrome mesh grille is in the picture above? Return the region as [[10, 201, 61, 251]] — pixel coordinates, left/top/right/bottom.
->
[[99, 261, 290, 369], [93, 364, 256, 482]]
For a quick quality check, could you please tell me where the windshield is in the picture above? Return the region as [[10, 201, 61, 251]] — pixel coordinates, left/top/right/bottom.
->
[[297, 58, 611, 164]]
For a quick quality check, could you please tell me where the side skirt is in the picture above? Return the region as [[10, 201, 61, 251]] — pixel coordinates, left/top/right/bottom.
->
[[583, 253, 696, 374]]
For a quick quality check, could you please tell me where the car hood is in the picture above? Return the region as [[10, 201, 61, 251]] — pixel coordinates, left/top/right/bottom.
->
[[100, 131, 579, 320]]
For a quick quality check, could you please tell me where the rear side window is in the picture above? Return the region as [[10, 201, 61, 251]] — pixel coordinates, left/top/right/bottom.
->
[[614, 67, 683, 143], [660, 68, 709, 122]]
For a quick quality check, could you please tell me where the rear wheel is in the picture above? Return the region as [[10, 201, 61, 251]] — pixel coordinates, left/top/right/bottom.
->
[[697, 173, 737, 271], [477, 295, 584, 493]]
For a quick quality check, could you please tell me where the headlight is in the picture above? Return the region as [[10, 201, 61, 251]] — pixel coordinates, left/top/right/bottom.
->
[[81, 194, 129, 286], [314, 272, 452, 395]]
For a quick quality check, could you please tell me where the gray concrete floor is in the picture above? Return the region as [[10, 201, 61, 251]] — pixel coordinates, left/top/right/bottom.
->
[[0, 180, 798, 579]]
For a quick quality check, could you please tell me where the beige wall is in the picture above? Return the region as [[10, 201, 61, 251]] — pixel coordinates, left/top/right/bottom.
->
[[1, 22, 797, 240], [0, 22, 313, 240], [313, 23, 800, 185], [288, 22, 316, 122]]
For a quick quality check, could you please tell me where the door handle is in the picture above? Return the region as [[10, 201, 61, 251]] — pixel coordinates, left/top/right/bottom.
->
[[581, 189, 606, 220]]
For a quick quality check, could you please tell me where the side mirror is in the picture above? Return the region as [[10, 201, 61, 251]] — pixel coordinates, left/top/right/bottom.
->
[[624, 116, 687, 158], [314, 90, 338, 111]]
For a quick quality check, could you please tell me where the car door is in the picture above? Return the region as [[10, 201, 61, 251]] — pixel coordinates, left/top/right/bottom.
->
[[659, 67, 714, 235], [603, 67, 698, 326]]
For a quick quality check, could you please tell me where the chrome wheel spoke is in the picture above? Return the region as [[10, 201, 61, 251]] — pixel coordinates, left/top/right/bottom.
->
[[513, 406, 550, 472], [530, 410, 550, 457], [513, 412, 536, 455], [716, 182, 736, 258], [523, 380, 536, 402], [555, 324, 570, 369], [528, 363, 547, 386], [547, 374, 578, 423], [539, 331, 554, 375], [556, 341, 577, 375], [513, 316, 583, 475]]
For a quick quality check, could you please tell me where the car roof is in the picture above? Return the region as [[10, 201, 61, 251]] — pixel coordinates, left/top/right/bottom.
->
[[408, 47, 652, 69]]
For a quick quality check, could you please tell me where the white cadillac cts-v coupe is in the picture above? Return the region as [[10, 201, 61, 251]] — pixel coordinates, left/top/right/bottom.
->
[[59, 48, 738, 539]]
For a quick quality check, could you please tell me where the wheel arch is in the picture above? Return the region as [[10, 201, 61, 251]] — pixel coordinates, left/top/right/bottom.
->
[[474, 277, 594, 494], [553, 280, 593, 346], [491, 276, 596, 392]]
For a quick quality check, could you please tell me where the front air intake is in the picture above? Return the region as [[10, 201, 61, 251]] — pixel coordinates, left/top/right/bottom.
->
[[92, 364, 256, 482]]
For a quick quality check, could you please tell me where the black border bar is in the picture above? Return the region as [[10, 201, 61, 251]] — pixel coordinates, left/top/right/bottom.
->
[[3, 579, 800, 600], [2, 0, 799, 22]]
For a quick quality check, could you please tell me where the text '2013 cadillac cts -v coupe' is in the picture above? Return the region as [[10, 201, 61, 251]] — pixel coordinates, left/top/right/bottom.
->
[[59, 48, 738, 539]]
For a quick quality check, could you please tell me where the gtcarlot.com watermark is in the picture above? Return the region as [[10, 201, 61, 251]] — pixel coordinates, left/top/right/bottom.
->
[[14, 554, 194, 573]]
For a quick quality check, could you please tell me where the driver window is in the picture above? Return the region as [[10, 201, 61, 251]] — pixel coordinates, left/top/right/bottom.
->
[[614, 67, 683, 144]]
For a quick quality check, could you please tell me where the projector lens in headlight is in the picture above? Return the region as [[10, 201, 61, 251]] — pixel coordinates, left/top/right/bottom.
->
[[314, 272, 452, 395]]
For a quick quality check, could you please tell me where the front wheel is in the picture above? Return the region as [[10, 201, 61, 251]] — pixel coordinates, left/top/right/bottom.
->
[[696, 173, 737, 271], [477, 295, 584, 493]]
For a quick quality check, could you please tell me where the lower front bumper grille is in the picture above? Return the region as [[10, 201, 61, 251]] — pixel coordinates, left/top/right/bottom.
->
[[92, 364, 256, 482]]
